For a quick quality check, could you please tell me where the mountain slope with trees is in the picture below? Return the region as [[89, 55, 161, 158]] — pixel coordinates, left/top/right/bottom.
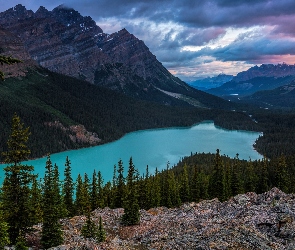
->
[[0, 67, 259, 160], [241, 81, 295, 109], [0, 4, 234, 107]]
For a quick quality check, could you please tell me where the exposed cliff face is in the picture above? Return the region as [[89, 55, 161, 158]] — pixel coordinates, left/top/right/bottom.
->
[[0, 27, 36, 79], [0, 4, 104, 83], [0, 5, 188, 96]]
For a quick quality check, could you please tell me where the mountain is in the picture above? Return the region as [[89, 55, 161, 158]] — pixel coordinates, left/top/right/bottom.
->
[[242, 80, 295, 109], [0, 27, 36, 78], [0, 4, 232, 108], [188, 73, 233, 90], [206, 64, 295, 97], [233, 63, 295, 82], [207, 76, 295, 97]]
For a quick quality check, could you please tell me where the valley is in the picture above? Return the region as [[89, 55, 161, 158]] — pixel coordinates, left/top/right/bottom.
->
[[0, 2, 295, 250]]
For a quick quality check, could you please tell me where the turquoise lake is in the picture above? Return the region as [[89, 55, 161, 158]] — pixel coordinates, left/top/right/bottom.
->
[[0, 121, 262, 183]]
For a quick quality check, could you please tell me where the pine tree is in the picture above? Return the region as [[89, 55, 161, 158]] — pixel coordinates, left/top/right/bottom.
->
[[222, 161, 232, 201], [0, 204, 10, 249], [41, 155, 63, 249], [113, 159, 125, 208], [198, 170, 209, 200], [97, 171, 105, 208], [161, 163, 173, 207], [274, 155, 289, 193], [1, 113, 34, 244], [231, 154, 244, 196], [258, 157, 269, 193], [75, 174, 91, 215], [191, 165, 201, 202], [91, 170, 99, 210], [209, 149, 224, 200], [102, 181, 112, 207], [53, 164, 67, 219], [168, 170, 181, 207], [63, 156, 74, 217], [97, 216, 106, 242], [81, 213, 106, 243], [121, 157, 140, 225], [151, 168, 161, 208], [28, 177, 43, 225], [180, 164, 190, 203], [245, 159, 258, 192]]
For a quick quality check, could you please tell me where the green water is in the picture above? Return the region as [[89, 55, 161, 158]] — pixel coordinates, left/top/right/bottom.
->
[[0, 121, 262, 183]]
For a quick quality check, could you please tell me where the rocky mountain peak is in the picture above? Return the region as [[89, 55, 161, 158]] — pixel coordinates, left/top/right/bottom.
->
[[233, 63, 295, 82], [0, 4, 215, 107], [0, 4, 34, 27], [34, 6, 50, 18]]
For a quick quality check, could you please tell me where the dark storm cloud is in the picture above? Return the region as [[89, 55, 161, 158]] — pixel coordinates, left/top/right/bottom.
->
[[1, 0, 295, 79], [197, 37, 295, 63], [158, 27, 226, 49]]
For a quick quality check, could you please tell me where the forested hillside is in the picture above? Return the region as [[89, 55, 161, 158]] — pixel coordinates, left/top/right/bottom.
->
[[0, 67, 260, 160]]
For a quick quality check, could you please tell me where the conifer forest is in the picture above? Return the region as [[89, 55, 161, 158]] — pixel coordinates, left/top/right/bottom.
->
[[1, 114, 295, 248]]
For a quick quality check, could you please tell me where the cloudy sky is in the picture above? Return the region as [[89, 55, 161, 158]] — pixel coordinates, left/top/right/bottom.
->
[[1, 0, 295, 82]]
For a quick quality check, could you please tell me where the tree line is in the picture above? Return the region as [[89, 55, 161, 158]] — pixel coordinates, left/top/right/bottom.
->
[[3, 67, 295, 161], [1, 114, 295, 249]]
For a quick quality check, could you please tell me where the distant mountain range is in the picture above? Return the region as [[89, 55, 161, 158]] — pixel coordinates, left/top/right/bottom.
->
[[207, 75, 295, 97], [188, 74, 233, 90], [200, 64, 295, 109]]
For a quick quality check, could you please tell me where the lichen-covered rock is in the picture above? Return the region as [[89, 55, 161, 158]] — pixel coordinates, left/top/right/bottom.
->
[[24, 188, 295, 249]]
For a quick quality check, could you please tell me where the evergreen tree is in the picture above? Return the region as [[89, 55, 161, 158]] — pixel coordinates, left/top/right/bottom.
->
[[245, 159, 258, 192], [91, 170, 99, 210], [191, 165, 201, 202], [102, 181, 112, 207], [97, 216, 106, 242], [75, 174, 91, 215], [63, 156, 74, 217], [41, 155, 63, 249], [151, 168, 161, 208], [113, 159, 125, 208], [28, 177, 43, 225], [258, 157, 269, 193], [275, 155, 290, 193], [0, 204, 10, 249], [121, 157, 140, 225], [1, 113, 34, 244], [81, 213, 106, 243], [53, 164, 67, 219], [168, 170, 181, 207], [222, 161, 232, 200], [179, 164, 190, 202], [198, 170, 209, 200], [209, 149, 224, 201], [161, 163, 172, 207], [97, 171, 105, 208], [231, 154, 244, 196]]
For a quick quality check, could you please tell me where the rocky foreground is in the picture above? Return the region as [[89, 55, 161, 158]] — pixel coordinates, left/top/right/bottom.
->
[[27, 187, 295, 249]]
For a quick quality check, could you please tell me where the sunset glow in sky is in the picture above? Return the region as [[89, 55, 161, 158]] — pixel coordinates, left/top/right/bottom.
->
[[1, 0, 295, 81]]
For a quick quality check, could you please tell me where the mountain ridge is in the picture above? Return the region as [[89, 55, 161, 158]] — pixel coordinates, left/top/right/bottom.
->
[[0, 4, 233, 109]]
